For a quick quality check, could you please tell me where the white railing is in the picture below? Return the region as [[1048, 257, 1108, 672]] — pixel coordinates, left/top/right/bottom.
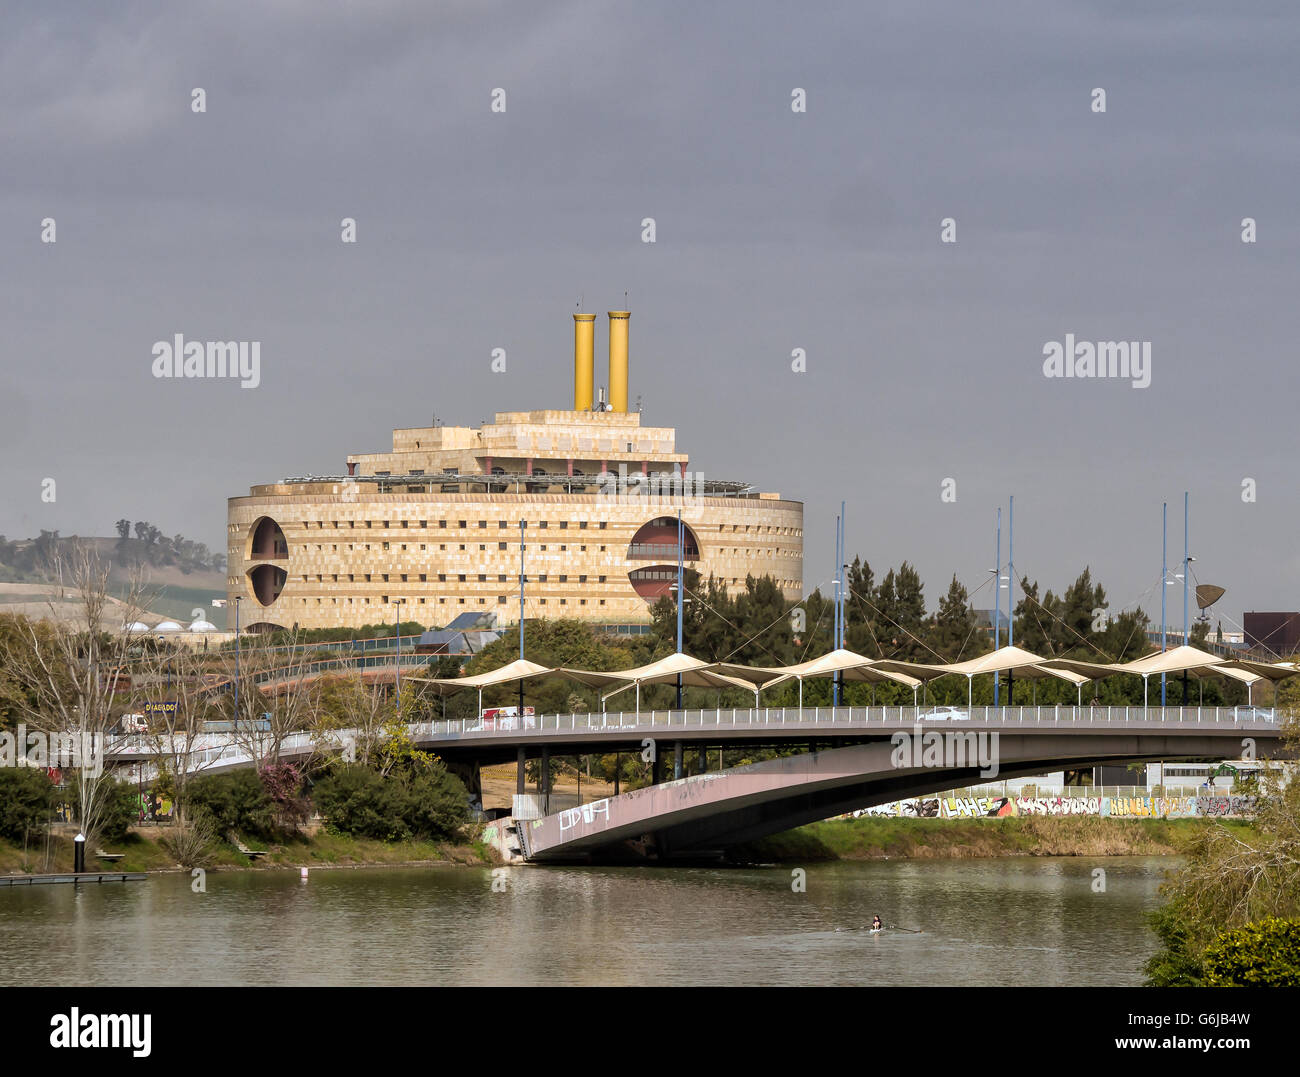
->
[[103, 705, 1284, 766]]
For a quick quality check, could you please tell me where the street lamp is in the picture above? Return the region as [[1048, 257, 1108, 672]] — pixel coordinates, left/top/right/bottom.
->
[[393, 598, 406, 714], [233, 595, 242, 723]]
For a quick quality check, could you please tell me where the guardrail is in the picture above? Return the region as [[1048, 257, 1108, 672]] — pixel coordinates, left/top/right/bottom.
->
[[411, 704, 1284, 739], [103, 705, 1286, 768]]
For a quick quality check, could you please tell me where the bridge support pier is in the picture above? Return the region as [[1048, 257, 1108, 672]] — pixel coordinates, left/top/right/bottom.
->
[[673, 741, 683, 780], [541, 746, 550, 812], [516, 747, 526, 796], [614, 754, 620, 796], [445, 759, 483, 816], [651, 752, 661, 785]]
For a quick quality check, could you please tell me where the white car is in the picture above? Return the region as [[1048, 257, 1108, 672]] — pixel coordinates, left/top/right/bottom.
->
[[920, 706, 970, 721], [1234, 707, 1276, 723]]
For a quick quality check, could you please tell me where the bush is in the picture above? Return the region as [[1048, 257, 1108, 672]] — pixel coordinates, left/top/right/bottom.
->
[[312, 762, 469, 842], [159, 814, 217, 870], [312, 767, 408, 841], [0, 767, 54, 842], [187, 770, 277, 839], [1203, 918, 1300, 986]]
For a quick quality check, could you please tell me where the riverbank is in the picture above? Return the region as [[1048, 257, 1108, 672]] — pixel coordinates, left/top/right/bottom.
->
[[734, 815, 1257, 862], [0, 827, 498, 876]]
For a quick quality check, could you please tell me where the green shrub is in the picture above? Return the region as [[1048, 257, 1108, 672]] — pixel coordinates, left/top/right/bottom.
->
[[312, 767, 408, 841], [312, 762, 469, 842], [1203, 918, 1300, 986], [0, 767, 55, 842], [187, 770, 277, 839]]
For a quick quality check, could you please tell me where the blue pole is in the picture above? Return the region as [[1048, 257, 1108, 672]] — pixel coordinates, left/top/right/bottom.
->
[[838, 500, 846, 649], [1183, 491, 1189, 643], [676, 509, 684, 710], [833, 509, 842, 706], [519, 519, 526, 717], [1161, 501, 1167, 707], [1007, 496, 1014, 706], [394, 600, 401, 713], [994, 508, 1001, 706]]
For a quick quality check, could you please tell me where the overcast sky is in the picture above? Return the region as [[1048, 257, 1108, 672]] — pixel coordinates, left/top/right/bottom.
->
[[3, 0, 1297, 633]]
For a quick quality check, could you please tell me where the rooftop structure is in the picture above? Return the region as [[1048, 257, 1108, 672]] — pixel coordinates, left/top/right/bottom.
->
[[227, 310, 804, 632]]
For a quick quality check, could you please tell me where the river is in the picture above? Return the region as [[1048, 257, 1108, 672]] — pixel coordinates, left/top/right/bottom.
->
[[0, 856, 1173, 986]]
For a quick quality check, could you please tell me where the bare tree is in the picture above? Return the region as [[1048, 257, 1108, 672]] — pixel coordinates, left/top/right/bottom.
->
[[210, 627, 322, 768], [0, 545, 153, 848], [130, 637, 225, 825]]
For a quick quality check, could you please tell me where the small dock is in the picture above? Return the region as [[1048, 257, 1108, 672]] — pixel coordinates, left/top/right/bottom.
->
[[0, 872, 148, 887]]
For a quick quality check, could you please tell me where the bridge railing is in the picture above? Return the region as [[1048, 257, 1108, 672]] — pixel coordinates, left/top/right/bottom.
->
[[104, 704, 1283, 766], [416, 704, 1282, 738]]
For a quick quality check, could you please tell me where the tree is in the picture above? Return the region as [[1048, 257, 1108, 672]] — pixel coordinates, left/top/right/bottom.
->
[[933, 575, 979, 661], [1144, 718, 1300, 983], [0, 546, 154, 848], [114, 519, 131, 543]]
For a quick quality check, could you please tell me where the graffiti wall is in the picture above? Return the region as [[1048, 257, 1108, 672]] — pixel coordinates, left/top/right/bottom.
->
[[853, 794, 1255, 820]]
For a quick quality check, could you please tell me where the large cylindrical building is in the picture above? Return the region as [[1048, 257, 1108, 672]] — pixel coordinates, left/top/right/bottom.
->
[[226, 312, 803, 632]]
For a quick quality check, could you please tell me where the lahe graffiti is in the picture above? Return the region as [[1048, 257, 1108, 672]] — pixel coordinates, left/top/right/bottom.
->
[[853, 794, 1253, 820]]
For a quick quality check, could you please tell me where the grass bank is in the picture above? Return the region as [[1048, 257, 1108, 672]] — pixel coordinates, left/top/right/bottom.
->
[[0, 827, 497, 876], [733, 816, 1258, 863]]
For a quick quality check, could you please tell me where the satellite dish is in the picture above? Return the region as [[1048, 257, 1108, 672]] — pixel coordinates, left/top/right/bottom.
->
[[1195, 584, 1226, 610], [1195, 584, 1226, 622]]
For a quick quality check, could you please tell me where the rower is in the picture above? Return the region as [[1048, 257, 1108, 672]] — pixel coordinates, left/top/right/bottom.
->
[[871, 916, 883, 932]]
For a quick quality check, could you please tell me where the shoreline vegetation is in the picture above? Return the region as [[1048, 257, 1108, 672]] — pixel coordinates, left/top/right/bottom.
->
[[734, 815, 1256, 863], [1, 816, 1254, 877]]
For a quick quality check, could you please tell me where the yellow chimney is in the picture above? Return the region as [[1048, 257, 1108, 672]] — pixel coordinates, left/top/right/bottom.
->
[[608, 310, 630, 412], [573, 313, 595, 410]]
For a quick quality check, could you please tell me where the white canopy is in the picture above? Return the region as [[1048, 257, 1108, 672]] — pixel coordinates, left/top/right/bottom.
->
[[559, 652, 760, 710]]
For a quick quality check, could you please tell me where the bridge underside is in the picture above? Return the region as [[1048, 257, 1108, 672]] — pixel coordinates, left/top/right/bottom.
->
[[520, 732, 1288, 862]]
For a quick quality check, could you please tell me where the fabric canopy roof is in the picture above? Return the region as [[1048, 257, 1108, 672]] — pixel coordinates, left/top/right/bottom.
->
[[558, 653, 762, 703], [714, 648, 921, 689], [407, 657, 557, 696]]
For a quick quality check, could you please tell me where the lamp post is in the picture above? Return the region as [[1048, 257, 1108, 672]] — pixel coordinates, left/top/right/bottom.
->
[[676, 509, 684, 710], [393, 598, 405, 714], [994, 505, 1001, 706], [233, 595, 241, 723], [1161, 501, 1167, 707], [1007, 496, 1015, 705], [519, 520, 526, 717]]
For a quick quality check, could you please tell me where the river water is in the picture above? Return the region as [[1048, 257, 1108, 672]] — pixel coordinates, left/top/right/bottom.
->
[[0, 857, 1173, 986]]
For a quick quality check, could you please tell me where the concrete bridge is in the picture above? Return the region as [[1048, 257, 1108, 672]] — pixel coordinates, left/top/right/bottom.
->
[[512, 718, 1286, 861], [106, 705, 1290, 858]]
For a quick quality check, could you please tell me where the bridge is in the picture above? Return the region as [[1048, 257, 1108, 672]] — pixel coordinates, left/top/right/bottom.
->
[[106, 705, 1291, 859]]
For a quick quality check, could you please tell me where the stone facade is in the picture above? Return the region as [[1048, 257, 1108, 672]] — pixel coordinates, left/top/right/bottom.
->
[[227, 409, 803, 631]]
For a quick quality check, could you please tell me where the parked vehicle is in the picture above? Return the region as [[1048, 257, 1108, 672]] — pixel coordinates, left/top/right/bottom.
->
[[919, 706, 970, 722], [479, 706, 535, 731], [1233, 706, 1276, 723]]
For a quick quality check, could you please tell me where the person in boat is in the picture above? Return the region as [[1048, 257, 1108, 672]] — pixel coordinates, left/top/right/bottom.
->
[[871, 916, 883, 931]]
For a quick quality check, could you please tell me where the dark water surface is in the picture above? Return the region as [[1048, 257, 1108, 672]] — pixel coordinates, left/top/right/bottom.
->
[[0, 857, 1173, 986]]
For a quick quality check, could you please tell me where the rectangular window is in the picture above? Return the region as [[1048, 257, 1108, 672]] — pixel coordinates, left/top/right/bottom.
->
[[498, 542, 507, 550]]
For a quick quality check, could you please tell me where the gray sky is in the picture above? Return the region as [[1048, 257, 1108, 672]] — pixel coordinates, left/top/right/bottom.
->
[[3, 0, 1297, 634]]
